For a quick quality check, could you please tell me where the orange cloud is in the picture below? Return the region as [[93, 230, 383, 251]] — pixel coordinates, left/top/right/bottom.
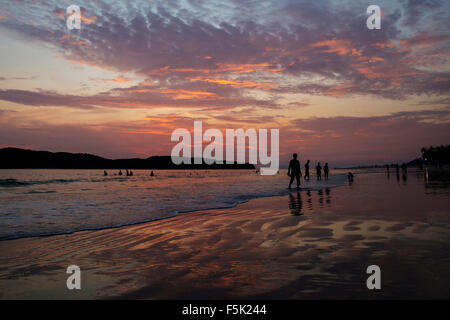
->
[[121, 128, 168, 135], [311, 38, 362, 57], [60, 34, 90, 47], [54, 11, 65, 19], [372, 42, 395, 49], [355, 66, 384, 80], [81, 15, 97, 25], [65, 58, 104, 69], [130, 89, 152, 93], [143, 117, 174, 123], [216, 63, 278, 74], [400, 32, 447, 49], [190, 77, 276, 90], [326, 84, 356, 97], [152, 63, 281, 77], [72, 40, 90, 47], [367, 57, 384, 62], [54, 9, 97, 25], [107, 76, 131, 83], [160, 89, 217, 100]]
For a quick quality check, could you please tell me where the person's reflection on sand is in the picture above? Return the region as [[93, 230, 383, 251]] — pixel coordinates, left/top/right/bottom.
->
[[318, 189, 324, 207], [402, 172, 407, 183], [288, 192, 303, 216], [306, 190, 312, 210], [396, 173, 400, 183], [325, 188, 331, 204]]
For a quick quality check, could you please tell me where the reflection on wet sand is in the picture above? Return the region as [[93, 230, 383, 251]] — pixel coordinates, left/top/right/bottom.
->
[[288, 192, 303, 216], [0, 171, 449, 299], [306, 190, 312, 211], [318, 189, 323, 207], [402, 173, 407, 184]]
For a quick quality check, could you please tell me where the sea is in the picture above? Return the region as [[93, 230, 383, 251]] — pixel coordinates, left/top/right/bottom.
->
[[0, 169, 349, 240]]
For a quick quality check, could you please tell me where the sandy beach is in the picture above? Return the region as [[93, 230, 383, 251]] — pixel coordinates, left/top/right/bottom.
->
[[1, 171, 449, 299]]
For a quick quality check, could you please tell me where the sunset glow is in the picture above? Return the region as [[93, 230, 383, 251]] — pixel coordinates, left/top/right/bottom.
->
[[0, 0, 449, 165]]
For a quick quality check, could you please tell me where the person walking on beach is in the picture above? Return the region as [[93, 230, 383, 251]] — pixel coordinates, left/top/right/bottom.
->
[[304, 160, 310, 181], [324, 163, 329, 180], [104, 170, 108, 176], [119, 170, 122, 176], [316, 162, 322, 180], [288, 153, 301, 189]]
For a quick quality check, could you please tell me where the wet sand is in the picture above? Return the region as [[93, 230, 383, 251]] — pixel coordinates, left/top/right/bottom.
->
[[0, 171, 449, 299]]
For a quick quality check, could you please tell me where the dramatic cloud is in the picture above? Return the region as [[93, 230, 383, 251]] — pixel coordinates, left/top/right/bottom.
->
[[0, 0, 448, 103], [0, 0, 449, 164]]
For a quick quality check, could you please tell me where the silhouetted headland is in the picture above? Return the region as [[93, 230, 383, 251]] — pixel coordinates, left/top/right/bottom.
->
[[0, 148, 255, 170]]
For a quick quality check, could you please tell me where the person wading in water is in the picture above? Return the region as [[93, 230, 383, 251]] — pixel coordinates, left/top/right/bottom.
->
[[288, 153, 302, 189]]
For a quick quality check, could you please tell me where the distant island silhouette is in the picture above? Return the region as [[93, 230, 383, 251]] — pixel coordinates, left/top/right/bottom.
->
[[0, 148, 255, 170]]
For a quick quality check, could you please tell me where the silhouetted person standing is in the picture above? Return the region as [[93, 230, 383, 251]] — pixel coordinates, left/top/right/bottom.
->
[[104, 170, 107, 176], [150, 171, 155, 176], [324, 163, 329, 180], [304, 160, 310, 181], [288, 153, 301, 189], [119, 170, 122, 176], [316, 162, 322, 180], [348, 172, 354, 183]]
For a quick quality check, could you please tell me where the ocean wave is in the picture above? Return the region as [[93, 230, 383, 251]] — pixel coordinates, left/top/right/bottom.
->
[[20, 190, 57, 194], [0, 178, 82, 187], [0, 178, 30, 187]]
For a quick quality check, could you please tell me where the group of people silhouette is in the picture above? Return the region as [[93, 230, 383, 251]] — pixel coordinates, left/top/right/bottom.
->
[[287, 153, 330, 189], [103, 170, 155, 176]]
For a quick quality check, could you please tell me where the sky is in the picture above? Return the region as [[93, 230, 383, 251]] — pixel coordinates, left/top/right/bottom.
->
[[0, 0, 449, 166]]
